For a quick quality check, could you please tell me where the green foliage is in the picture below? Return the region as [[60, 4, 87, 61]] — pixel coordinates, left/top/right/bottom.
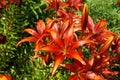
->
[[86, 0, 120, 34]]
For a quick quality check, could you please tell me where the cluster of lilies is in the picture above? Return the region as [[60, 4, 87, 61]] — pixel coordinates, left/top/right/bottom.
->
[[16, 0, 120, 80]]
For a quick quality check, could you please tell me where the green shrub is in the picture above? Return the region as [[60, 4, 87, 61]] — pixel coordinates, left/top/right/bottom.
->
[[86, 0, 120, 34]]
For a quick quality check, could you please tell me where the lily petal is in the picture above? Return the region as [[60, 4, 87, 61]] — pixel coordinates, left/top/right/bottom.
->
[[49, 30, 63, 47], [87, 16, 95, 33], [71, 40, 95, 49], [98, 36, 114, 54], [81, 4, 88, 32], [35, 45, 59, 53], [64, 23, 74, 47], [16, 36, 38, 46], [102, 68, 119, 75], [94, 20, 107, 34], [46, 18, 55, 30], [36, 20, 45, 34], [52, 54, 65, 75], [86, 71, 104, 80], [23, 29, 39, 38], [68, 50, 86, 65], [69, 75, 79, 80], [88, 55, 94, 66], [34, 41, 44, 52], [61, 20, 70, 34], [60, 64, 76, 72]]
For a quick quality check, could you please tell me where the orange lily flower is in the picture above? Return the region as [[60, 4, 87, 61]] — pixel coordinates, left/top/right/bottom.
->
[[35, 19, 95, 75]]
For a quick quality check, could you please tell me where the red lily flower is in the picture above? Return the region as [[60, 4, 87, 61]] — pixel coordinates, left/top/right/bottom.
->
[[57, 9, 82, 26], [16, 18, 56, 46], [16, 19, 56, 65], [16, 1, 120, 79], [60, 9, 119, 79], [16, 20, 46, 46], [34, 19, 95, 75], [61, 49, 119, 80]]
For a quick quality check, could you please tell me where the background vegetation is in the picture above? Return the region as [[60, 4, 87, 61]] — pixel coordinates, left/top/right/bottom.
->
[[86, 0, 120, 34], [0, 0, 120, 80]]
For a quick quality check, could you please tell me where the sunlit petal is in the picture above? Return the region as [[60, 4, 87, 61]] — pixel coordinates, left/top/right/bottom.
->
[[52, 54, 65, 75], [46, 18, 55, 30], [98, 36, 114, 54], [68, 50, 86, 65], [64, 23, 74, 47], [71, 40, 95, 49], [49, 30, 63, 47], [86, 71, 104, 80], [36, 20, 45, 34], [94, 20, 107, 34], [88, 55, 94, 66], [87, 16, 95, 33], [61, 20, 69, 34]]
